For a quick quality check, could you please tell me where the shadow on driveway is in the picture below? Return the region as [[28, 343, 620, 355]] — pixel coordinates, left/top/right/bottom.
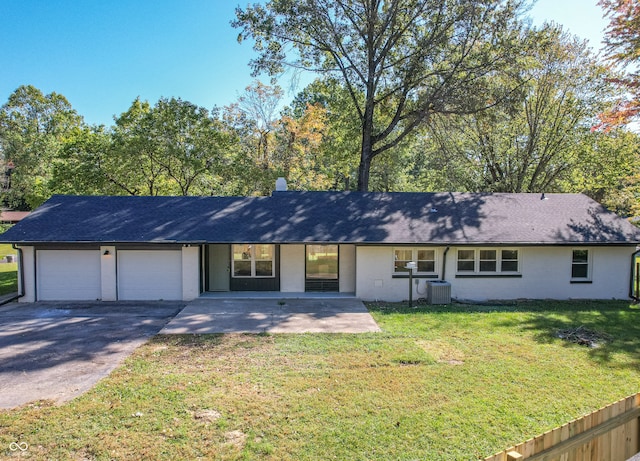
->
[[0, 301, 182, 409]]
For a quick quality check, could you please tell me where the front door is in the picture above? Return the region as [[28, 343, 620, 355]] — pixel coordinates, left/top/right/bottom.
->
[[305, 244, 339, 292], [207, 244, 230, 291]]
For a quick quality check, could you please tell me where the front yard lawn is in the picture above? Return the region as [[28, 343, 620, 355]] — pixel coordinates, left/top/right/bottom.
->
[[1, 300, 639, 460], [0, 244, 17, 295], [0, 262, 17, 296]]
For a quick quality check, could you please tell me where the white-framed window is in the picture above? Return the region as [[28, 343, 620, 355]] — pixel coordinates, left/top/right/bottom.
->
[[456, 248, 520, 274], [500, 249, 519, 272], [571, 249, 591, 281], [232, 244, 274, 278], [393, 248, 437, 274], [457, 249, 475, 272]]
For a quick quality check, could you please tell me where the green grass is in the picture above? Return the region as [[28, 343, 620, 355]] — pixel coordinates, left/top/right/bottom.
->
[[0, 263, 17, 295], [0, 245, 17, 295], [0, 244, 16, 259], [1, 300, 639, 460]]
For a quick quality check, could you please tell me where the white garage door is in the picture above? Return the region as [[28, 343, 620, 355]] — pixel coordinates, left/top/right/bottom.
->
[[117, 250, 182, 300], [37, 250, 101, 301]]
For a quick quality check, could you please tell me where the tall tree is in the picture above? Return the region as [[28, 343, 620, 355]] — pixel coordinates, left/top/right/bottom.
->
[[110, 98, 167, 195], [0, 85, 83, 208], [275, 102, 332, 190], [51, 125, 116, 195], [237, 81, 284, 169], [100, 97, 231, 196], [289, 78, 362, 189], [422, 26, 615, 193], [234, 0, 526, 191], [143, 98, 230, 196], [568, 128, 640, 217], [222, 81, 290, 195], [597, 0, 640, 128]]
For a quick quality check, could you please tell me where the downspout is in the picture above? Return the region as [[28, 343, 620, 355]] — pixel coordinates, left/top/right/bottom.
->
[[630, 248, 640, 302], [442, 246, 450, 281]]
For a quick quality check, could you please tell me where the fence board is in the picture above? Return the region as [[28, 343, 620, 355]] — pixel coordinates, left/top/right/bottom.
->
[[484, 394, 640, 461], [613, 400, 624, 461], [560, 423, 570, 461], [590, 409, 601, 461], [581, 413, 594, 461], [626, 395, 640, 458], [598, 404, 611, 461]]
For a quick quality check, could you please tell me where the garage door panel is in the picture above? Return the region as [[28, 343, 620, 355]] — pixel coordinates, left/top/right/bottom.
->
[[37, 250, 101, 301], [117, 250, 182, 300]]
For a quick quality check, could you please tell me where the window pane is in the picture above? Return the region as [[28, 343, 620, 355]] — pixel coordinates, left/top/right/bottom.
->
[[572, 249, 588, 263], [233, 244, 251, 261], [418, 261, 435, 272], [394, 262, 409, 272], [414, 249, 435, 273], [501, 260, 518, 272], [479, 250, 497, 272], [255, 260, 273, 277], [233, 260, 251, 277], [307, 245, 338, 279], [457, 250, 475, 272], [458, 260, 475, 271], [572, 263, 588, 278], [480, 260, 497, 272], [394, 249, 412, 273], [395, 249, 412, 261], [417, 249, 435, 261], [480, 250, 496, 260], [255, 244, 273, 260], [501, 250, 518, 272]]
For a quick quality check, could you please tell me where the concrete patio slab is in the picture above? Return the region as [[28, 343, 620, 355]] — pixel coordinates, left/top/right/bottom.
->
[[161, 298, 381, 334]]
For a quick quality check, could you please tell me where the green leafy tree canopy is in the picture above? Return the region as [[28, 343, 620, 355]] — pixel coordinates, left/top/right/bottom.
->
[[234, 0, 528, 190]]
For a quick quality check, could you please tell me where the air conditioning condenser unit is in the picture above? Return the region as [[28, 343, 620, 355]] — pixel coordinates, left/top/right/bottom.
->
[[427, 281, 451, 304]]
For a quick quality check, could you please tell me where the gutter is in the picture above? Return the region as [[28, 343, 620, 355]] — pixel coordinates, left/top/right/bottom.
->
[[442, 246, 450, 281]]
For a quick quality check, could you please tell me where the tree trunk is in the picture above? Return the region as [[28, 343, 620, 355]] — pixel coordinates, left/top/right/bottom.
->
[[357, 151, 372, 192], [357, 84, 376, 191]]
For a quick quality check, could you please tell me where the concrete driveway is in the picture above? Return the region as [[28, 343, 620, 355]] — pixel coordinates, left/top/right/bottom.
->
[[0, 301, 183, 409]]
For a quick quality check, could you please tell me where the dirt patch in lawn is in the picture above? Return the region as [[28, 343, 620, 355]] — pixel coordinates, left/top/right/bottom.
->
[[417, 339, 465, 365], [556, 326, 611, 348], [225, 430, 247, 448]]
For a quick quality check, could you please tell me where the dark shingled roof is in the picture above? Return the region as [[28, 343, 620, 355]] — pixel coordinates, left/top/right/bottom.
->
[[1, 192, 639, 245]]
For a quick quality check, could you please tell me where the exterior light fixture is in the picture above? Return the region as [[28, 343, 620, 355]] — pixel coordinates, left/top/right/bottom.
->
[[103, 250, 110, 256]]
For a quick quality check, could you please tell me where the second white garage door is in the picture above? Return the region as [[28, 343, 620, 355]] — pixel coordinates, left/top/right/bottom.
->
[[117, 250, 182, 300]]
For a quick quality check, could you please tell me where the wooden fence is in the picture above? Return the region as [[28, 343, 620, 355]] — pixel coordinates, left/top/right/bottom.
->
[[484, 393, 640, 461]]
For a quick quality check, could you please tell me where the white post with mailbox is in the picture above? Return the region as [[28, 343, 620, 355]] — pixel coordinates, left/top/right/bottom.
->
[[405, 261, 417, 307]]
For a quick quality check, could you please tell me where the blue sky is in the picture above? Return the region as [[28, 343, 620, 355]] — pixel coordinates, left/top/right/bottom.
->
[[0, 0, 609, 127]]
